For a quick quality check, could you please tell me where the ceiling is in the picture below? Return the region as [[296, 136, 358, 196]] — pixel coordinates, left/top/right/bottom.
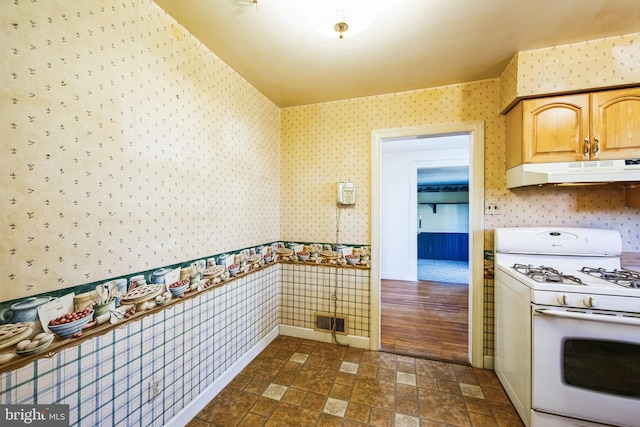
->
[[382, 134, 469, 186], [153, 0, 640, 108]]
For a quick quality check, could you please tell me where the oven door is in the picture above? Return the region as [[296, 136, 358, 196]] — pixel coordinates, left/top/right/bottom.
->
[[532, 307, 640, 427]]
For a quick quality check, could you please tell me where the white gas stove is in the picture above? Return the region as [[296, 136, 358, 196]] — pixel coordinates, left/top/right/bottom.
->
[[495, 227, 640, 310], [494, 227, 640, 427]]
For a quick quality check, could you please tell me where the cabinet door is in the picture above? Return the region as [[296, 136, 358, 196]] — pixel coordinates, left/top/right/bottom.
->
[[592, 87, 640, 160], [522, 95, 590, 163]]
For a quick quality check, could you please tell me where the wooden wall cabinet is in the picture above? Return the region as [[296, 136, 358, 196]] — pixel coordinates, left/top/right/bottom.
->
[[506, 87, 640, 169]]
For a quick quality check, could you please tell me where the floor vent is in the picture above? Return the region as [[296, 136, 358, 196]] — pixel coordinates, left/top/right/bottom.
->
[[314, 312, 347, 335]]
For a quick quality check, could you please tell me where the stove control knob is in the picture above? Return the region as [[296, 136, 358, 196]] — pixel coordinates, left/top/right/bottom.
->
[[583, 296, 598, 308], [557, 295, 571, 305]]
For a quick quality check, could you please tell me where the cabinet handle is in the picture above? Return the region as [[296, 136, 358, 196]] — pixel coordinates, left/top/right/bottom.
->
[[583, 138, 590, 158], [592, 137, 600, 157]]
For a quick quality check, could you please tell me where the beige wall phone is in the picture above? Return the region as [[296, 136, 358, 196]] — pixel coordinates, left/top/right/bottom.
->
[[337, 181, 356, 205]]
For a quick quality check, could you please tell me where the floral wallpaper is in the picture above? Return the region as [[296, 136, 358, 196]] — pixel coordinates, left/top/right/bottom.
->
[[499, 53, 520, 113], [0, 0, 281, 303], [281, 78, 640, 253], [280, 80, 505, 245], [500, 32, 640, 112]]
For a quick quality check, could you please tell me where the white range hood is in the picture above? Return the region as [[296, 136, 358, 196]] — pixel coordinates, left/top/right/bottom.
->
[[506, 159, 640, 188]]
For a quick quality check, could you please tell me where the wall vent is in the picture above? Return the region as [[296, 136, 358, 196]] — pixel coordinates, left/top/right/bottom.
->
[[314, 312, 347, 335]]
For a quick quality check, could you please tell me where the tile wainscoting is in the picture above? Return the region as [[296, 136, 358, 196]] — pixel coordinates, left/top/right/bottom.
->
[[0, 267, 280, 427], [483, 278, 495, 368], [0, 263, 372, 427], [280, 264, 371, 340]]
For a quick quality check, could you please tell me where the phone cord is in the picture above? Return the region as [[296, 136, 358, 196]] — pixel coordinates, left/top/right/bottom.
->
[[332, 207, 348, 347]]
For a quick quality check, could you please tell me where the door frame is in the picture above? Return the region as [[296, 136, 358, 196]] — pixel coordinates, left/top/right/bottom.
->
[[370, 121, 485, 368]]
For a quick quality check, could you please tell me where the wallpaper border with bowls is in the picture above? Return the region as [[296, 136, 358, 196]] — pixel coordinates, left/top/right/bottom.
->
[[0, 245, 372, 427]]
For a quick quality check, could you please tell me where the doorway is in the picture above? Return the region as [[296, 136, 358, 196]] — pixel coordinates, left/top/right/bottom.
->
[[380, 135, 470, 362], [370, 122, 485, 368], [416, 163, 470, 283]]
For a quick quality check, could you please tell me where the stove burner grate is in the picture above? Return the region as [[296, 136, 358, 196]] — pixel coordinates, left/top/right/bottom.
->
[[512, 264, 584, 285], [581, 267, 640, 289]]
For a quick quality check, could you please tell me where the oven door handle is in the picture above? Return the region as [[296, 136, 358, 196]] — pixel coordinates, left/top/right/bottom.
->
[[534, 308, 640, 326]]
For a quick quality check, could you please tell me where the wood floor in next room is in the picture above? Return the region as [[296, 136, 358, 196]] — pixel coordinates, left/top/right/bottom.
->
[[380, 279, 469, 364]]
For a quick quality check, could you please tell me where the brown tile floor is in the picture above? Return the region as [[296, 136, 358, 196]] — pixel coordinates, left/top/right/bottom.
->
[[187, 335, 524, 427]]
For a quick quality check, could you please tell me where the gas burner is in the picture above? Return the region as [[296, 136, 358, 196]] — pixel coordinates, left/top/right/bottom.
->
[[581, 267, 640, 289], [512, 264, 584, 285]]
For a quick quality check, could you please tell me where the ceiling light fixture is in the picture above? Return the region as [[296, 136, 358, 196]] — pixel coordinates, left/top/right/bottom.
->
[[305, 0, 378, 39]]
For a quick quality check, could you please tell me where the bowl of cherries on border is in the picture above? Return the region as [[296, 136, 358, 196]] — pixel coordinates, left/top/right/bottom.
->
[[48, 307, 94, 338], [169, 278, 190, 298]]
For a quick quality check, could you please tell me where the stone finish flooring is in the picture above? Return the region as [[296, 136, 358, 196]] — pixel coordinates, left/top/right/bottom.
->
[[187, 335, 524, 427]]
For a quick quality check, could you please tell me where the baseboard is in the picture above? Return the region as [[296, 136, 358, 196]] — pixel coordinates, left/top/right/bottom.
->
[[483, 355, 494, 370], [279, 324, 370, 349], [380, 272, 414, 281], [166, 326, 279, 427]]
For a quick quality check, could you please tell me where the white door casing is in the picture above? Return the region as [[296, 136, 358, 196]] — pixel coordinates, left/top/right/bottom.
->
[[371, 121, 485, 368]]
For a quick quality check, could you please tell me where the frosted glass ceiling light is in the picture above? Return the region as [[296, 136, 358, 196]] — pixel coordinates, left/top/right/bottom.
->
[[305, 0, 378, 39]]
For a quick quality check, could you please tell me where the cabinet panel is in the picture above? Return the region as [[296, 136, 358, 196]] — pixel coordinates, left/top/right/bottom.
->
[[506, 87, 640, 170], [592, 87, 640, 159], [521, 95, 590, 163], [417, 232, 468, 261]]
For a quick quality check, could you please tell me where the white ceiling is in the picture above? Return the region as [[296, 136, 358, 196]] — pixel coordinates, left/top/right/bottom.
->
[[153, 0, 640, 108], [382, 134, 469, 186]]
